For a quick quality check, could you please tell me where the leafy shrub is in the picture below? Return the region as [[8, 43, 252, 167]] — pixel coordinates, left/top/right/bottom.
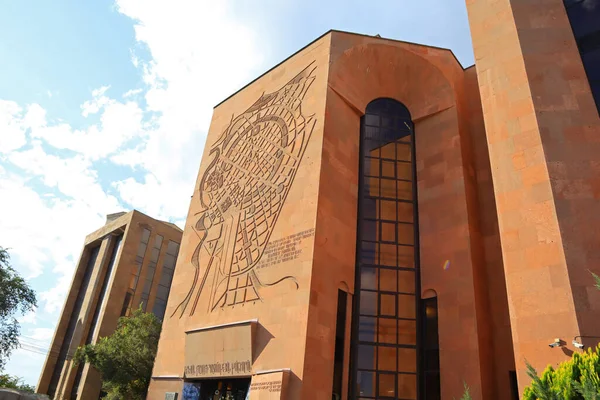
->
[[523, 345, 600, 400]]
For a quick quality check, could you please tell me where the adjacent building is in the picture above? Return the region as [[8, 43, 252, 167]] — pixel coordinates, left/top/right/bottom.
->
[[37, 210, 182, 400]]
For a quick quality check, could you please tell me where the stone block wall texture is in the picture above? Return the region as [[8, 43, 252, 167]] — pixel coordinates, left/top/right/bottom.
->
[[148, 30, 516, 400], [36, 211, 182, 400], [466, 0, 600, 390], [147, 34, 331, 400]]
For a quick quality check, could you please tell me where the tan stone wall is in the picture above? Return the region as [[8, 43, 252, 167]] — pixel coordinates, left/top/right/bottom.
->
[[37, 211, 182, 400], [466, 0, 600, 390], [147, 35, 331, 400], [464, 66, 516, 399]]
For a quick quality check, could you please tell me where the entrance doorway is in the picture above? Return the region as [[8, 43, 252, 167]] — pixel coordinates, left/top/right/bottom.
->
[[182, 377, 251, 400]]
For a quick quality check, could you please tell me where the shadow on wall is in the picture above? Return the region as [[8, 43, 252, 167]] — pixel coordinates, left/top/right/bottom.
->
[[253, 323, 275, 362]]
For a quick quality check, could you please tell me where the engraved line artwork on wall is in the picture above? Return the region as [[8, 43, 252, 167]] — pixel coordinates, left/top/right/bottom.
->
[[171, 62, 318, 318]]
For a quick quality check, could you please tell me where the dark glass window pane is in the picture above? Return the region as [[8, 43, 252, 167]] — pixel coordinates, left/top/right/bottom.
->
[[364, 157, 380, 177], [356, 371, 375, 397], [398, 270, 416, 294], [397, 162, 412, 180], [565, 1, 600, 38], [360, 291, 377, 316], [398, 223, 414, 245], [380, 293, 396, 317], [141, 228, 151, 243], [365, 114, 379, 126], [381, 160, 395, 178], [398, 246, 415, 269], [364, 177, 380, 197], [357, 345, 376, 370], [137, 242, 147, 258], [360, 241, 377, 265], [362, 198, 377, 220], [379, 268, 396, 292], [398, 295, 416, 319], [398, 319, 417, 345], [361, 268, 377, 291], [380, 200, 396, 220], [362, 220, 378, 241], [378, 373, 396, 397], [396, 143, 412, 162], [156, 284, 169, 301], [378, 346, 397, 371], [397, 181, 412, 200], [167, 240, 180, 255], [592, 81, 600, 103], [359, 316, 377, 342], [398, 347, 417, 373], [378, 317, 397, 344], [398, 374, 417, 400], [379, 243, 396, 267], [380, 178, 396, 198], [583, 48, 600, 81]]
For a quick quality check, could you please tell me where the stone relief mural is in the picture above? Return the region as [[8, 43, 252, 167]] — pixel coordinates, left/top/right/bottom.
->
[[172, 63, 318, 318]]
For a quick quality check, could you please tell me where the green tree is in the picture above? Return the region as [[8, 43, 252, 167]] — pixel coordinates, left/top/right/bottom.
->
[[459, 382, 472, 400], [592, 271, 600, 292], [73, 306, 162, 400], [0, 373, 35, 392], [0, 247, 37, 371]]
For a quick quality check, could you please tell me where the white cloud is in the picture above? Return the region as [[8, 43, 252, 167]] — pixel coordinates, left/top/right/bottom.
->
[[20, 88, 145, 161], [0, 0, 266, 383], [81, 85, 111, 117], [0, 100, 28, 153], [110, 0, 264, 222], [19, 311, 37, 325], [123, 88, 143, 98]]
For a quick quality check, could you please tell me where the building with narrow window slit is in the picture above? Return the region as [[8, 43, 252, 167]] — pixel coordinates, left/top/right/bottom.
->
[[37, 210, 182, 400]]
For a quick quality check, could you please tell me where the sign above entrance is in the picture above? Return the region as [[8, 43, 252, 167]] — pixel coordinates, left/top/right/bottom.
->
[[184, 320, 256, 378]]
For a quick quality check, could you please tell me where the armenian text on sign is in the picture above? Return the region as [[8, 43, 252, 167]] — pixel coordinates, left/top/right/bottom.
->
[[249, 380, 283, 393], [184, 360, 252, 378]]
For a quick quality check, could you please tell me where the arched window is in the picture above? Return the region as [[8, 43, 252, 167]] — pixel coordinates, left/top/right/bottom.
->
[[350, 98, 420, 399], [563, 0, 600, 114]]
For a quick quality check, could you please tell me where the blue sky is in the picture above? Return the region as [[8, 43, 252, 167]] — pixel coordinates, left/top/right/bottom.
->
[[0, 0, 474, 386]]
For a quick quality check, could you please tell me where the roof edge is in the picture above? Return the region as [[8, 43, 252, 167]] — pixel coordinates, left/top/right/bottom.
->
[[214, 29, 471, 109]]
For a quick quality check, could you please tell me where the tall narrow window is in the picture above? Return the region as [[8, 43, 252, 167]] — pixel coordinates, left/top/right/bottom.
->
[[122, 228, 151, 316], [332, 290, 348, 400], [563, 0, 600, 113], [420, 296, 440, 400], [152, 240, 180, 320], [140, 234, 163, 311], [351, 98, 419, 400]]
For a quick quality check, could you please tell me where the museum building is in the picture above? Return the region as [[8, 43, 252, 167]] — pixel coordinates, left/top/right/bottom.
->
[[147, 2, 600, 398]]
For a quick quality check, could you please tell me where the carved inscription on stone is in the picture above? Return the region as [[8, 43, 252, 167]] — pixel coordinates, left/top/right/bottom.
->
[[184, 360, 252, 378], [249, 380, 282, 393], [258, 228, 315, 269], [171, 63, 318, 318]]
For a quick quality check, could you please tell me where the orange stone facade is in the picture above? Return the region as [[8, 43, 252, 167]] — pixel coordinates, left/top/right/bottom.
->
[[147, 28, 600, 400]]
